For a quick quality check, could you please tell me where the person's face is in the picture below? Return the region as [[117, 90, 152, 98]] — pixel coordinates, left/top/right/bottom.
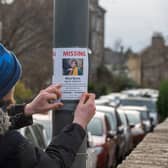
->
[[71, 61, 77, 68]]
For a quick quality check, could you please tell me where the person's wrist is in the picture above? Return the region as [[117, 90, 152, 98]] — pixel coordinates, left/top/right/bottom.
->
[[73, 118, 86, 129], [24, 103, 34, 116]]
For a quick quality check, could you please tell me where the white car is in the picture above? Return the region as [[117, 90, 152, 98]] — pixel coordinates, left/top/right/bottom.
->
[[119, 97, 158, 127], [121, 89, 159, 98], [119, 106, 152, 133], [33, 113, 97, 168], [98, 93, 126, 107], [19, 123, 47, 150], [86, 146, 97, 168], [33, 114, 53, 145]]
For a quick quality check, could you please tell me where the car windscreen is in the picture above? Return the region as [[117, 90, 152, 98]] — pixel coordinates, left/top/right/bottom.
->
[[126, 112, 140, 125], [98, 111, 117, 131], [87, 118, 103, 136], [118, 112, 127, 126]]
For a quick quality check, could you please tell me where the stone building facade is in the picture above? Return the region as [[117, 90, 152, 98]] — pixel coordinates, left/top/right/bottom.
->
[[126, 33, 168, 88], [141, 33, 168, 88], [89, 0, 106, 81], [126, 53, 141, 85]]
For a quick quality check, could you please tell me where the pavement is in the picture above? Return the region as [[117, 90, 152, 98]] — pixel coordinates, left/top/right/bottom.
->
[[118, 119, 168, 168]]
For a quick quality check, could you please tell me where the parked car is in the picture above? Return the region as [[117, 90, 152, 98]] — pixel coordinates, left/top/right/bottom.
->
[[87, 112, 117, 168], [87, 132, 98, 168], [96, 105, 126, 163], [19, 123, 47, 150], [33, 114, 97, 168], [119, 106, 152, 133], [33, 114, 52, 145], [86, 147, 97, 168], [121, 109, 145, 147], [95, 99, 110, 106], [117, 108, 133, 155], [99, 93, 126, 108], [121, 89, 142, 97], [119, 97, 158, 127], [121, 89, 158, 99]]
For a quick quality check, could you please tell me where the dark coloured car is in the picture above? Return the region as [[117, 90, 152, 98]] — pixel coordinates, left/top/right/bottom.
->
[[117, 108, 133, 155], [96, 105, 126, 163], [121, 109, 145, 147], [87, 112, 117, 168]]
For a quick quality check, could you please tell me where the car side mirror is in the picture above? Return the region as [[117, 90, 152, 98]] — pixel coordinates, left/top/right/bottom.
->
[[129, 123, 135, 129], [107, 130, 116, 139], [118, 126, 124, 134]]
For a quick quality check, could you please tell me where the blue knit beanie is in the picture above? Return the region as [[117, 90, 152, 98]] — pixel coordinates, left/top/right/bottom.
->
[[0, 44, 22, 99]]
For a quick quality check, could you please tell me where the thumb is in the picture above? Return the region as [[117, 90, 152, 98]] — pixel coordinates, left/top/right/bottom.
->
[[79, 93, 88, 104], [49, 102, 64, 110]]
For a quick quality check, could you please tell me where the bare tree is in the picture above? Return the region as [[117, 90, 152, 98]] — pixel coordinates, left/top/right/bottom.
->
[[113, 38, 123, 52], [0, 0, 53, 92]]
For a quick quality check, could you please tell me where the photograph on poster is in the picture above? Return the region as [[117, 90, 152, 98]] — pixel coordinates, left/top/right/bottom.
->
[[63, 59, 83, 76]]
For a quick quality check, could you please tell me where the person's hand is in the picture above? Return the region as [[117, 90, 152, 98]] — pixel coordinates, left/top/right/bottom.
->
[[24, 84, 64, 116], [73, 93, 96, 129]]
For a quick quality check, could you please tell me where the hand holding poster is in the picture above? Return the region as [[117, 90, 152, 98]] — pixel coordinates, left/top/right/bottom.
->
[[53, 48, 88, 100]]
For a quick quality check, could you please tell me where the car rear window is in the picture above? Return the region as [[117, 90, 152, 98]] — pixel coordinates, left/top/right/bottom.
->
[[87, 118, 103, 136]]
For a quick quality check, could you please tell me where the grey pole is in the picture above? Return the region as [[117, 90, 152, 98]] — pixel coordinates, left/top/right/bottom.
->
[[0, 22, 2, 41], [52, 0, 89, 168]]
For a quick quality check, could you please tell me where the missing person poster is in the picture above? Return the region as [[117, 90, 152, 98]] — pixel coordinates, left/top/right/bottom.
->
[[52, 48, 88, 100]]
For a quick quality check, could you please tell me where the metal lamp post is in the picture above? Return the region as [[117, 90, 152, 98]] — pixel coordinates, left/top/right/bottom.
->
[[52, 0, 89, 168]]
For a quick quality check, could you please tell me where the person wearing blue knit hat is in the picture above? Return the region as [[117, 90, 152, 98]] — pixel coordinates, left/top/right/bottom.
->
[[0, 44, 96, 168], [0, 43, 64, 148], [0, 44, 22, 100]]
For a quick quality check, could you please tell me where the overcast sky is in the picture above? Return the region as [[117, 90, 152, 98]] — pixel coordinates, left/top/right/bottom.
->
[[99, 0, 168, 52]]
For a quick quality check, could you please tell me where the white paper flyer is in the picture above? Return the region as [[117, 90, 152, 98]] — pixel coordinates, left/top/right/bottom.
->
[[52, 48, 88, 100]]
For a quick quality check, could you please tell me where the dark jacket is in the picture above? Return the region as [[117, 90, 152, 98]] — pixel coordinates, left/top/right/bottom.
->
[[0, 105, 85, 168]]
